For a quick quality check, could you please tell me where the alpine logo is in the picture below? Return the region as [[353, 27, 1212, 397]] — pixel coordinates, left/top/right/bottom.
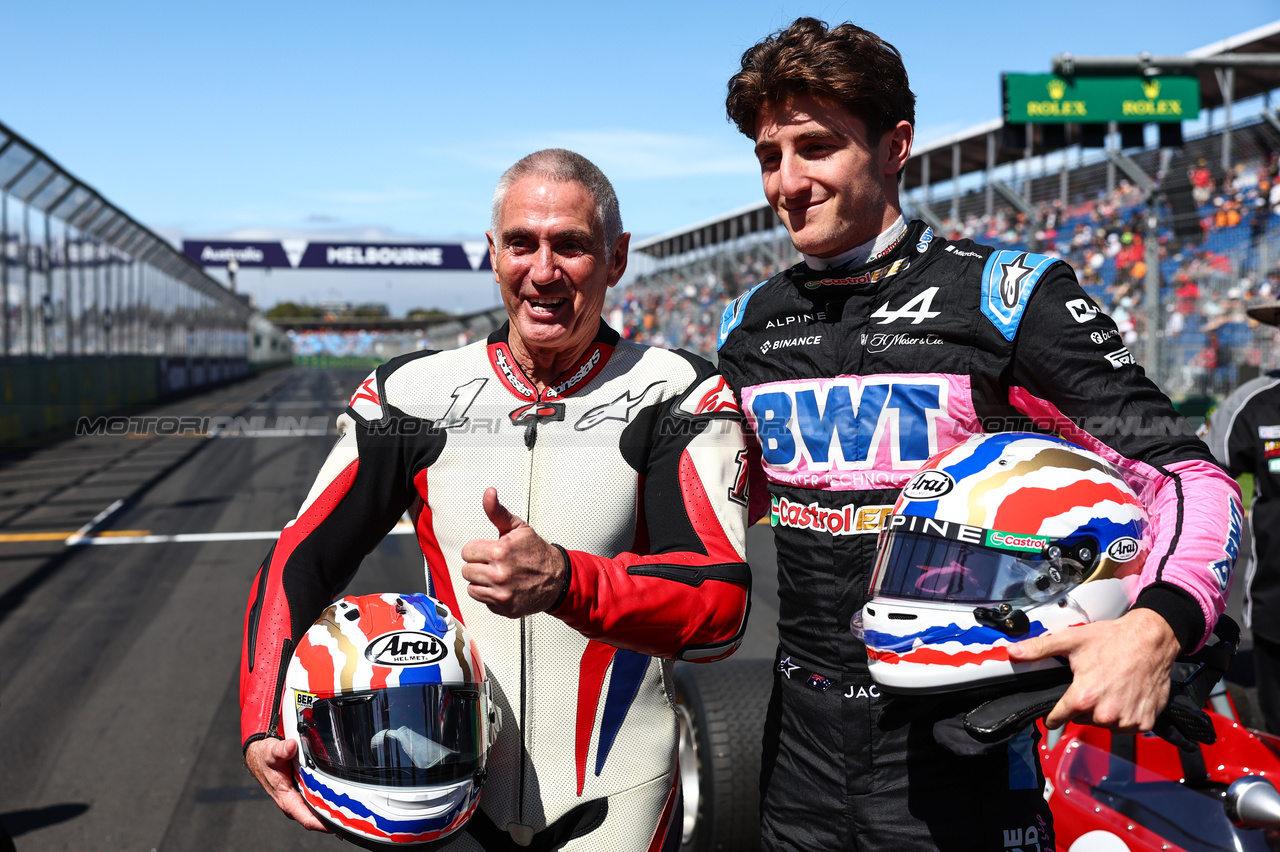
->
[[766, 312, 824, 328], [365, 631, 448, 667], [870, 286, 940, 325], [901, 469, 954, 499], [575, 382, 660, 431], [1106, 536, 1140, 562]]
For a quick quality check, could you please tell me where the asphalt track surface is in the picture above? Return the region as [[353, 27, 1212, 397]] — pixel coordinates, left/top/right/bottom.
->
[[0, 367, 1253, 851], [0, 367, 781, 851]]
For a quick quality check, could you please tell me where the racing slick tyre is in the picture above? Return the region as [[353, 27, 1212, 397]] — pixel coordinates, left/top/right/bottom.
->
[[674, 658, 773, 852]]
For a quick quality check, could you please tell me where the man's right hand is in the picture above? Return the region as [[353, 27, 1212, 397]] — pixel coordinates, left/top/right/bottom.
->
[[244, 737, 331, 832]]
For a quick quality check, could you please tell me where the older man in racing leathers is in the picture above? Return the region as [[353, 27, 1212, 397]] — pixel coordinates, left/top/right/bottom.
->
[[241, 149, 752, 851], [716, 18, 1243, 851]]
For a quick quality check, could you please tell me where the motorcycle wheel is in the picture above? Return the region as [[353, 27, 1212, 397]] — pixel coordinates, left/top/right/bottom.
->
[[674, 658, 773, 852]]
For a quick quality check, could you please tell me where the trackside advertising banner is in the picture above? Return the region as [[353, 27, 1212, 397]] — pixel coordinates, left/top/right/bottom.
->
[[183, 240, 492, 271]]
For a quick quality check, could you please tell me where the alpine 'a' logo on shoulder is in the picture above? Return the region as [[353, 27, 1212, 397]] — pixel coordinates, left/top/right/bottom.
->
[[365, 631, 447, 667], [901, 469, 954, 500]]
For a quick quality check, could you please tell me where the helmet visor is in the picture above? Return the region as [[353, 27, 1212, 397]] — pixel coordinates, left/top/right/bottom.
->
[[870, 529, 1079, 607], [296, 684, 484, 787]]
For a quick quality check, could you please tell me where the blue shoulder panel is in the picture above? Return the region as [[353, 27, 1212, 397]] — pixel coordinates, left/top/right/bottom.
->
[[717, 281, 766, 350], [979, 251, 1061, 342]]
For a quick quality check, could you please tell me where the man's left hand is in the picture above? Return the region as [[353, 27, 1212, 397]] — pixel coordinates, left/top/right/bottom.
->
[[460, 487, 567, 618], [1005, 608, 1182, 732]]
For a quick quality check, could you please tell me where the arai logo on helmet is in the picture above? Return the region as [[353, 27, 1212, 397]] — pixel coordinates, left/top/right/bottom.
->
[[1106, 537, 1140, 562], [902, 469, 954, 500], [365, 631, 448, 667]]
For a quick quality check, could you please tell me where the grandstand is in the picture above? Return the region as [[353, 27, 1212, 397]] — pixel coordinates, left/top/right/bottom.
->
[[612, 21, 1280, 403]]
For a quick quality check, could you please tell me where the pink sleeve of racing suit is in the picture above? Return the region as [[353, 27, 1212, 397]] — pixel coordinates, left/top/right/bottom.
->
[[1008, 266, 1242, 651]]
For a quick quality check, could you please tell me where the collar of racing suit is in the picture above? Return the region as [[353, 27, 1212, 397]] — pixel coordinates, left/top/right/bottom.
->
[[485, 318, 621, 402], [800, 215, 908, 270], [789, 218, 930, 292]]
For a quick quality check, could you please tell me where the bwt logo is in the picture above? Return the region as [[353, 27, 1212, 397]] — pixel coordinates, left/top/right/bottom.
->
[[745, 378, 949, 472], [365, 632, 448, 667]]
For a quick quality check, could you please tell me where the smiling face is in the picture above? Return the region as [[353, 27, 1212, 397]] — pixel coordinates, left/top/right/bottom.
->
[[487, 177, 629, 381], [754, 93, 912, 258]]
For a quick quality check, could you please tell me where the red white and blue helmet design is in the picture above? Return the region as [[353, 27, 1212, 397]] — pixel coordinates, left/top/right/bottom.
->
[[852, 433, 1151, 694], [281, 593, 495, 848]]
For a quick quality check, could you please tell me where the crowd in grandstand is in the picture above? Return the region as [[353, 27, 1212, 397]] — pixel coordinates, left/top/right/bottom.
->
[[609, 153, 1280, 400], [276, 145, 1280, 403]]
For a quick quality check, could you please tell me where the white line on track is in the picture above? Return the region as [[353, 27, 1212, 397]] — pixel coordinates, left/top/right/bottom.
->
[[64, 499, 126, 546], [68, 521, 416, 546]]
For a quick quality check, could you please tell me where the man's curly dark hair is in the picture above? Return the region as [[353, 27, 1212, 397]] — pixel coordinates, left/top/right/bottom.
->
[[726, 17, 916, 142]]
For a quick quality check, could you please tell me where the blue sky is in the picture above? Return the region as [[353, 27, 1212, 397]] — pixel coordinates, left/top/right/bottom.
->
[[2, 1, 1278, 313]]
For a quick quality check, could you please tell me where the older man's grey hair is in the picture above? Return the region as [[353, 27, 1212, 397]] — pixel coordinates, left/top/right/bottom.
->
[[490, 149, 624, 252]]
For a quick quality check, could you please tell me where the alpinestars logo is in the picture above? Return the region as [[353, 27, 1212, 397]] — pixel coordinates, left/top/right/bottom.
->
[[574, 382, 661, 430], [998, 253, 1036, 310], [350, 378, 379, 407], [547, 348, 602, 398], [494, 347, 535, 398], [692, 378, 739, 414]]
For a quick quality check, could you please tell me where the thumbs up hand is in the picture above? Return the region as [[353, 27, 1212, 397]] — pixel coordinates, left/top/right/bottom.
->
[[460, 487, 569, 618]]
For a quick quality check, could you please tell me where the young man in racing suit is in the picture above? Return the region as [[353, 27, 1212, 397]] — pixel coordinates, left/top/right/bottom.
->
[[717, 18, 1242, 851], [241, 149, 752, 850]]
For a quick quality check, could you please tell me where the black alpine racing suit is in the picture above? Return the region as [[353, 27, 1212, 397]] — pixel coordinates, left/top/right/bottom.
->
[[716, 219, 1241, 851]]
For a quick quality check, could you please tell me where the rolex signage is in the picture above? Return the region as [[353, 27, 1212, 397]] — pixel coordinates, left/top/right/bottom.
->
[[1003, 74, 1200, 123]]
